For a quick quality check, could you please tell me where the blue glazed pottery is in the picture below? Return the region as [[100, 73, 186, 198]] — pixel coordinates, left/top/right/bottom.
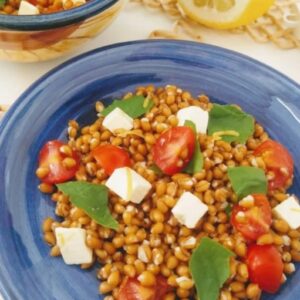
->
[[0, 40, 299, 300], [0, 0, 124, 62]]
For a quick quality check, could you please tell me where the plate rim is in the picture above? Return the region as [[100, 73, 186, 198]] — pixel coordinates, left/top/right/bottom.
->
[[0, 39, 300, 300], [1, 40, 300, 133]]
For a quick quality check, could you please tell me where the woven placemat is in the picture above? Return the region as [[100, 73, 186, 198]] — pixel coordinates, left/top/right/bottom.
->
[[131, 0, 300, 49]]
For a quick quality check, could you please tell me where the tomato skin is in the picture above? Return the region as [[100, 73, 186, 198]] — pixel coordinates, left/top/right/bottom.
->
[[247, 244, 283, 293], [117, 276, 170, 300], [154, 275, 171, 299], [27, 0, 38, 4], [231, 194, 272, 241], [152, 126, 195, 175], [254, 140, 294, 190], [92, 145, 131, 175], [38, 140, 80, 184]]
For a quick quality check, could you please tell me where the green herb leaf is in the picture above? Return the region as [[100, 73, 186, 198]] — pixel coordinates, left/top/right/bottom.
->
[[208, 104, 254, 143], [224, 204, 232, 218], [183, 120, 203, 174], [0, 0, 5, 8], [190, 237, 235, 300], [57, 181, 118, 230], [101, 96, 154, 118], [228, 166, 267, 199], [148, 164, 163, 175]]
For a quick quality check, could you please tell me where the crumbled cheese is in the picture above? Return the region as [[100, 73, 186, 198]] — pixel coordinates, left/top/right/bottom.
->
[[176, 276, 190, 284], [181, 237, 196, 247], [138, 245, 149, 263]]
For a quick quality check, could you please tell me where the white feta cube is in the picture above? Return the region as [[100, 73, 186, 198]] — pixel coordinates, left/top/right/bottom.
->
[[177, 106, 209, 134], [55, 228, 92, 265], [105, 167, 152, 204], [171, 192, 208, 228], [102, 108, 133, 132], [18, 1, 39, 15], [273, 195, 300, 229]]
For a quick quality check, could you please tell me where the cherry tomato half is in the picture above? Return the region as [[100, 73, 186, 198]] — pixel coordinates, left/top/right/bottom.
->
[[38, 140, 80, 184], [247, 244, 283, 293], [254, 140, 294, 190], [92, 144, 131, 175], [117, 276, 170, 300], [152, 126, 195, 175], [231, 194, 272, 241], [27, 0, 38, 5]]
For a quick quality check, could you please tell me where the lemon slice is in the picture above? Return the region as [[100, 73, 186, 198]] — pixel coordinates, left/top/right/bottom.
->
[[178, 0, 275, 30]]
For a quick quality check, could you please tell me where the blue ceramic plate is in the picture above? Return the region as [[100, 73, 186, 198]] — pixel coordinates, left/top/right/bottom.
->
[[0, 40, 300, 300]]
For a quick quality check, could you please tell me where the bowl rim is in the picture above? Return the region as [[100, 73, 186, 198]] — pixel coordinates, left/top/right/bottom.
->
[[0, 0, 118, 31]]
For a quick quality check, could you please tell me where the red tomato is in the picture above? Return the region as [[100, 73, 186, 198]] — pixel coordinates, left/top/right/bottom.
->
[[152, 127, 195, 175], [27, 0, 38, 4], [154, 275, 171, 299], [231, 194, 272, 241], [117, 276, 170, 300], [247, 244, 283, 293], [38, 140, 80, 184], [91, 144, 131, 175], [254, 140, 294, 190]]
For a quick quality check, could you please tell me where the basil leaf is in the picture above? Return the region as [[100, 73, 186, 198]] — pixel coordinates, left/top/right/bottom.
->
[[228, 166, 267, 199], [0, 0, 5, 8], [190, 237, 234, 300], [224, 204, 232, 218], [148, 164, 163, 175], [183, 120, 203, 174], [101, 96, 154, 118], [208, 104, 254, 143], [57, 181, 118, 230]]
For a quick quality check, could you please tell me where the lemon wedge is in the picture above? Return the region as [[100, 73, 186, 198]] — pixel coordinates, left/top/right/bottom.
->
[[178, 0, 275, 30]]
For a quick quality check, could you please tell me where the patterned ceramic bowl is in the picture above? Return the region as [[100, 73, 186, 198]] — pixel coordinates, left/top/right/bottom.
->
[[0, 0, 124, 62]]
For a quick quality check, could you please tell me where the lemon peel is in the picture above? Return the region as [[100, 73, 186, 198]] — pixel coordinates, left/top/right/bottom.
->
[[178, 0, 275, 30]]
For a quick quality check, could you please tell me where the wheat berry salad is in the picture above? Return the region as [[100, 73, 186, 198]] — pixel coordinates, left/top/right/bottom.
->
[[0, 0, 86, 15], [35, 84, 299, 300]]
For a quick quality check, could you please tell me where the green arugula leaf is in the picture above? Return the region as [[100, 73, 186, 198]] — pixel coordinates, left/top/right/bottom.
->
[[183, 120, 203, 174], [208, 104, 254, 143], [228, 166, 267, 199], [190, 237, 234, 300], [0, 0, 5, 8], [101, 95, 154, 118], [57, 181, 118, 230], [148, 164, 163, 175]]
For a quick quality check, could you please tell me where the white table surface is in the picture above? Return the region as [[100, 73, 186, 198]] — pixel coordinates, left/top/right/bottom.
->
[[0, 2, 300, 107], [0, 2, 299, 299]]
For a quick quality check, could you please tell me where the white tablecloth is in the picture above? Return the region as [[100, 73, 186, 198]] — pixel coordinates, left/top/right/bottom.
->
[[0, 2, 299, 299], [0, 3, 299, 107]]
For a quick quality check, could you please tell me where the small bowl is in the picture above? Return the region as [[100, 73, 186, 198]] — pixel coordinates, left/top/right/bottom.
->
[[0, 0, 124, 62]]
